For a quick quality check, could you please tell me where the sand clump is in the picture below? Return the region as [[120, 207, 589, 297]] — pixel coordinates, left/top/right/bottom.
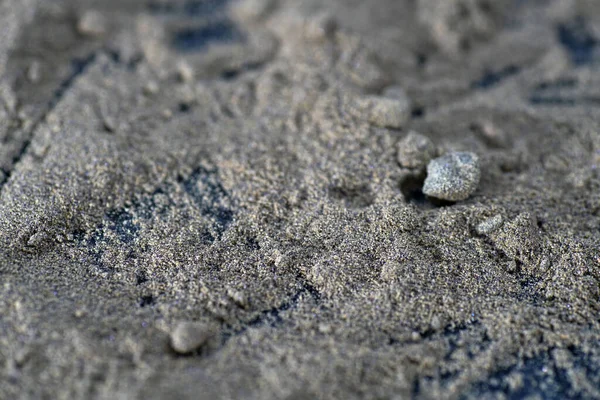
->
[[396, 131, 437, 169], [475, 214, 503, 235]]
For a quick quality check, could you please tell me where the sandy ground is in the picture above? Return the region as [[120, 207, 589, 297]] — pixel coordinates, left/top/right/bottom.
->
[[1, 0, 600, 399]]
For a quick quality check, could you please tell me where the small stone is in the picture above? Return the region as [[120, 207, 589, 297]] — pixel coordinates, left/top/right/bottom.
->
[[77, 10, 107, 37], [176, 61, 195, 83], [102, 116, 117, 132], [143, 81, 159, 96], [170, 321, 216, 354], [422, 152, 481, 201], [162, 108, 173, 119], [26, 231, 50, 247], [74, 309, 87, 318], [362, 95, 411, 129], [396, 131, 437, 169], [14, 348, 30, 367], [318, 323, 332, 334], [476, 214, 503, 235], [304, 12, 337, 41]]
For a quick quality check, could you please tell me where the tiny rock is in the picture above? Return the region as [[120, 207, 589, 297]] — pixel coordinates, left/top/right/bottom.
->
[[476, 214, 503, 235], [397, 131, 437, 169], [176, 61, 195, 83], [422, 152, 481, 201], [170, 321, 216, 354], [143, 81, 159, 96]]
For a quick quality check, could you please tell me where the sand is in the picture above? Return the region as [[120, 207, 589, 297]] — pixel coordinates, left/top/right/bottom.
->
[[1, 0, 600, 399]]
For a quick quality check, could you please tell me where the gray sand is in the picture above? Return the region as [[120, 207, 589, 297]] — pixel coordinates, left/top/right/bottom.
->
[[1, 0, 600, 399]]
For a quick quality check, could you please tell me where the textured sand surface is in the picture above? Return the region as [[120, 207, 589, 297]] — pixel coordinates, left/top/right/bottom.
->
[[1, 0, 600, 399]]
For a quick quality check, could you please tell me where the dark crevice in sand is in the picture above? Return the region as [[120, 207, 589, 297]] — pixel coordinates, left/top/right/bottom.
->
[[462, 347, 600, 399], [178, 166, 235, 237], [135, 270, 149, 286], [139, 294, 156, 307], [529, 95, 600, 106], [106, 209, 140, 245], [415, 52, 428, 67], [400, 174, 428, 206], [104, 48, 145, 71], [77, 169, 234, 274], [0, 168, 7, 186], [471, 65, 521, 89], [51, 53, 99, 109], [82, 228, 112, 274], [0, 50, 102, 193], [421, 320, 482, 344], [2, 135, 33, 188], [221, 61, 266, 81], [221, 276, 321, 343], [178, 102, 191, 113], [400, 174, 456, 208], [172, 21, 245, 52], [557, 16, 598, 66], [411, 105, 426, 119], [1, 42, 146, 194], [147, 0, 231, 17], [329, 184, 374, 209], [534, 78, 578, 91], [411, 378, 420, 398], [516, 274, 543, 304]]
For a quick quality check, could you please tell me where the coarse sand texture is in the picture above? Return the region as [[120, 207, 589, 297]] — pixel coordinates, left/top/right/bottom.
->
[[1, 0, 600, 399]]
